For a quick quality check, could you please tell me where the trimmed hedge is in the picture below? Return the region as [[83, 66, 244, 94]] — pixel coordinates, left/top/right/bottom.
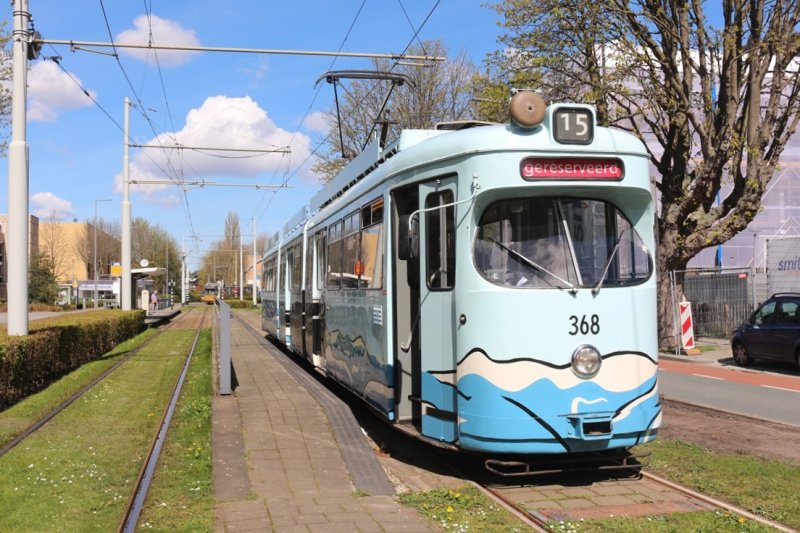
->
[[223, 300, 257, 309], [0, 310, 146, 409]]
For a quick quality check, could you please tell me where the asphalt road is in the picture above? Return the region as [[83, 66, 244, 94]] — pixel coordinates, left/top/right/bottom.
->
[[659, 352, 800, 426]]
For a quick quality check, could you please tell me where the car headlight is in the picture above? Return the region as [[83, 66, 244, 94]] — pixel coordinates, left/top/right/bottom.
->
[[572, 345, 602, 379]]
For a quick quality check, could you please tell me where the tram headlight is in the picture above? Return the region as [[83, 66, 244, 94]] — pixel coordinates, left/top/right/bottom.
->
[[571, 345, 602, 379]]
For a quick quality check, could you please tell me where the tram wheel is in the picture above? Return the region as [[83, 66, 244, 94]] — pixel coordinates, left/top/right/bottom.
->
[[732, 341, 752, 366]]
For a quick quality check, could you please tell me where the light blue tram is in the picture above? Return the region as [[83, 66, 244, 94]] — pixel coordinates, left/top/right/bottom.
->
[[262, 91, 660, 470]]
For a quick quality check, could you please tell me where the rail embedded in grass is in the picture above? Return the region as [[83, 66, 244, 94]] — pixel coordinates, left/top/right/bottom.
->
[[0, 329, 159, 453], [640, 439, 800, 531], [0, 329, 199, 532], [136, 330, 213, 531]]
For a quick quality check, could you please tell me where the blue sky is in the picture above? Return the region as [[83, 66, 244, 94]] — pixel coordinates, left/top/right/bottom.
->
[[2, 1, 502, 269]]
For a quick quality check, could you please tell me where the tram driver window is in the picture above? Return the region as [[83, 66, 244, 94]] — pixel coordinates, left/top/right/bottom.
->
[[474, 197, 652, 289]]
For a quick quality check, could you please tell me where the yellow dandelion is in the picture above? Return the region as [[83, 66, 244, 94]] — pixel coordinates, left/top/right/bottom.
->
[[447, 505, 454, 513]]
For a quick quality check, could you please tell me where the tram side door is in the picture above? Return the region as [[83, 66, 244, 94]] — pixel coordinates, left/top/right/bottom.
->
[[417, 177, 458, 442]]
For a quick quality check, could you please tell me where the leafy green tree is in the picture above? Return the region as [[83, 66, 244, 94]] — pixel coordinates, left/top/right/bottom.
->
[[29, 253, 59, 304], [484, 0, 800, 348]]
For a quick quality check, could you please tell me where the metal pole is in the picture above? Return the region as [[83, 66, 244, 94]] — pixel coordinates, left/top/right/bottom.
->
[[165, 244, 169, 294], [121, 97, 132, 310], [252, 217, 257, 305], [7, 0, 30, 335], [239, 235, 243, 301], [181, 236, 187, 304], [94, 199, 111, 308]]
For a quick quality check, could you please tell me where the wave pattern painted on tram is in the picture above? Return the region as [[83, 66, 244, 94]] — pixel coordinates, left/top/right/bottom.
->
[[423, 349, 660, 453]]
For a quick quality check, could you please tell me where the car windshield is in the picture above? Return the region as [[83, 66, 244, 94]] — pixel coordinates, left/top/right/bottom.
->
[[474, 197, 652, 289]]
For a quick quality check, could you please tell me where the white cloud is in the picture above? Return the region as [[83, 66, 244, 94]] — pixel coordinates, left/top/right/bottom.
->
[[116, 95, 314, 201], [116, 14, 200, 67], [31, 192, 75, 220], [303, 111, 331, 134], [28, 61, 95, 122]]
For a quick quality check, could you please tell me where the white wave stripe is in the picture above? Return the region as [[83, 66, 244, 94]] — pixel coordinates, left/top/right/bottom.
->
[[612, 386, 661, 427], [458, 350, 657, 393], [430, 371, 457, 386], [571, 396, 608, 413]]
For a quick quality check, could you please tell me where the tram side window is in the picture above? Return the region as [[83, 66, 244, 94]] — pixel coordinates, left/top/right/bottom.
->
[[342, 211, 361, 290], [292, 243, 302, 290], [315, 231, 326, 294], [426, 191, 455, 290], [359, 198, 384, 289], [327, 221, 343, 289]]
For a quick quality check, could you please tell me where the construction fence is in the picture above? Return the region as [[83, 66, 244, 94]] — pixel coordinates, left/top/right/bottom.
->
[[669, 267, 769, 342]]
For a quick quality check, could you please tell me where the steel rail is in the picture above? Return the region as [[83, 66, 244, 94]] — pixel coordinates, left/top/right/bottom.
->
[[0, 316, 181, 458], [118, 310, 207, 533], [641, 470, 796, 533]]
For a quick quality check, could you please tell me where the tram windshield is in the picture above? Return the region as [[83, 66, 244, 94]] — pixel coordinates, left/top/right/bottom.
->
[[474, 197, 652, 289]]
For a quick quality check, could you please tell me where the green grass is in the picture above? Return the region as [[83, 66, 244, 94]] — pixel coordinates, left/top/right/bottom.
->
[[0, 329, 158, 447], [401, 438, 800, 532], [400, 486, 528, 532], [553, 511, 776, 532], [0, 330, 196, 532], [137, 330, 213, 532], [641, 438, 800, 529]]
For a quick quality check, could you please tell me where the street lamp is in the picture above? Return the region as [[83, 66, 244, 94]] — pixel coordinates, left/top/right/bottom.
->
[[94, 198, 113, 308]]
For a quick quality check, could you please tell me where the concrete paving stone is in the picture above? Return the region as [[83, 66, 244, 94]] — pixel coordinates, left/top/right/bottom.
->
[[225, 516, 273, 532], [591, 495, 638, 507], [379, 521, 435, 532], [293, 512, 329, 525], [268, 513, 300, 527], [520, 499, 562, 510], [314, 474, 354, 490], [305, 523, 361, 533], [558, 486, 602, 498], [283, 457, 318, 471], [324, 511, 379, 524], [627, 492, 658, 504], [537, 487, 568, 500], [555, 498, 595, 509], [218, 499, 269, 519], [271, 524, 310, 533], [265, 499, 301, 515], [354, 520, 386, 533], [364, 505, 425, 523], [590, 483, 636, 496], [280, 447, 312, 460], [250, 481, 293, 498]]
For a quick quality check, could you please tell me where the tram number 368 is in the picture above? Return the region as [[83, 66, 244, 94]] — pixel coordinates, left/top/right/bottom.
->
[[568, 314, 600, 335]]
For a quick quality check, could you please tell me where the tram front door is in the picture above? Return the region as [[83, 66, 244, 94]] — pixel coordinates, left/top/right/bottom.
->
[[416, 177, 458, 442]]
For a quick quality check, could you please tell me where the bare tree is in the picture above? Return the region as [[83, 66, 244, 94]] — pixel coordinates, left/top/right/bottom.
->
[[313, 40, 478, 181], [484, 0, 800, 348], [0, 22, 12, 155], [39, 211, 70, 281]]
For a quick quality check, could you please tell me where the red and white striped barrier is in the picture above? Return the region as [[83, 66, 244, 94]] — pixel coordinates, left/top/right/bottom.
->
[[679, 300, 695, 351]]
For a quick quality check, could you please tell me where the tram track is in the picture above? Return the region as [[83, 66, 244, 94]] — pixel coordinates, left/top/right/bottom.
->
[[0, 310, 188, 459], [234, 310, 797, 531], [117, 309, 207, 532]]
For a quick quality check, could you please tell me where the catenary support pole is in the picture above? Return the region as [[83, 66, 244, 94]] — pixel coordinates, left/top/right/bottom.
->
[[122, 97, 132, 310], [252, 217, 257, 306], [7, 0, 30, 336]]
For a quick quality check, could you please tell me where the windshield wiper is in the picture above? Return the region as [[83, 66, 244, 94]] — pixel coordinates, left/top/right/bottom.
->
[[592, 229, 626, 295], [486, 236, 576, 292]]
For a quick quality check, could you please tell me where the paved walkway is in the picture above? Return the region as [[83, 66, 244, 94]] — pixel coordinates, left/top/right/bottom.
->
[[213, 314, 433, 532]]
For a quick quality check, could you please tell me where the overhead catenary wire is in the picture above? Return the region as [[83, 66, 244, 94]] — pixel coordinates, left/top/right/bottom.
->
[[267, 0, 443, 195]]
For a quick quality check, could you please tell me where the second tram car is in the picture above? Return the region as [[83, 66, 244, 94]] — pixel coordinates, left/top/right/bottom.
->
[[261, 92, 660, 467]]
